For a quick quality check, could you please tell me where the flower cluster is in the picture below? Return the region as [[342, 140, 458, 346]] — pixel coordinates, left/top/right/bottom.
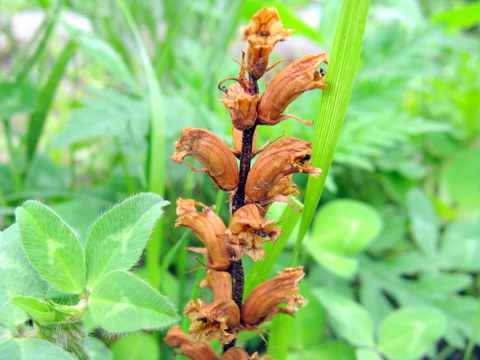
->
[[166, 7, 328, 359]]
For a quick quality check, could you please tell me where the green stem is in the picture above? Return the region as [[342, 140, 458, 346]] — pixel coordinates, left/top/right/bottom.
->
[[2, 118, 23, 192]]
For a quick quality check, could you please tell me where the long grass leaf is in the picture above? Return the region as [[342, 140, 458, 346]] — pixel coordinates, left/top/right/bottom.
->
[[291, 0, 370, 266], [25, 40, 78, 170], [117, 0, 166, 287]]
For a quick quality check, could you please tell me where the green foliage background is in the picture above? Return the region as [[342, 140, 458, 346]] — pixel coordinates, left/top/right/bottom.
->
[[0, 0, 479, 359]]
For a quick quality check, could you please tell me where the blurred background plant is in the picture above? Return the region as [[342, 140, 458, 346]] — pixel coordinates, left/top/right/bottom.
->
[[0, 0, 479, 359]]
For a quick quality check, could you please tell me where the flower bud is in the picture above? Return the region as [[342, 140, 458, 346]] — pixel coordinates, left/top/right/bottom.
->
[[221, 347, 250, 360], [164, 326, 220, 360], [171, 127, 239, 191], [245, 138, 321, 205], [175, 198, 231, 271], [240, 7, 293, 79], [257, 53, 328, 126], [200, 270, 232, 301], [223, 204, 280, 261], [241, 267, 306, 326], [185, 299, 240, 345]]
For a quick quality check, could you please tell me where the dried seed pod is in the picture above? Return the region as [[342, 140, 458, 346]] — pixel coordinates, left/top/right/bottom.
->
[[200, 270, 232, 301], [241, 267, 306, 326], [221, 347, 250, 360], [164, 326, 220, 360], [257, 53, 328, 126], [240, 7, 293, 79], [171, 127, 239, 191], [220, 83, 259, 130], [245, 138, 321, 205], [175, 198, 231, 271], [223, 204, 281, 261], [185, 299, 240, 345]]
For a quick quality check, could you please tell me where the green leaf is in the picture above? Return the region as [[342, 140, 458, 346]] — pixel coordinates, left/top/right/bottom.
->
[[356, 349, 383, 360], [110, 333, 159, 360], [309, 199, 383, 255], [88, 270, 178, 332], [440, 148, 480, 213], [0, 82, 38, 117], [307, 249, 358, 278], [85, 337, 112, 360], [0, 225, 47, 327], [288, 341, 355, 360], [407, 189, 439, 257], [0, 338, 74, 360], [15, 201, 85, 294], [85, 193, 168, 289], [433, 3, 480, 31], [295, 0, 370, 264], [314, 288, 374, 347], [378, 307, 447, 360], [10, 296, 55, 323]]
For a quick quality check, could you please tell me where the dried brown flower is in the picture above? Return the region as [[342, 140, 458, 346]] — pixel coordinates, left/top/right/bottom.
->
[[200, 270, 233, 301], [220, 83, 259, 131], [221, 347, 250, 360], [223, 204, 281, 261], [250, 353, 275, 360], [240, 7, 293, 79], [164, 326, 220, 360], [185, 299, 240, 345], [245, 138, 321, 205], [175, 198, 231, 271], [241, 267, 306, 326], [257, 53, 328, 126], [171, 127, 239, 191]]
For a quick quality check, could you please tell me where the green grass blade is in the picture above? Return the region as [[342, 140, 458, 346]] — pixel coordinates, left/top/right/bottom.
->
[[291, 0, 371, 266], [117, 0, 166, 287], [25, 40, 78, 170]]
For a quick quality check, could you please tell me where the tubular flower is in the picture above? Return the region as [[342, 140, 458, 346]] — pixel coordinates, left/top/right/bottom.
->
[[220, 83, 259, 131], [175, 198, 231, 271], [221, 347, 250, 360], [223, 204, 281, 261], [250, 354, 275, 360], [245, 138, 321, 205], [200, 270, 233, 301], [171, 127, 239, 191], [257, 53, 328, 126], [241, 267, 306, 326], [164, 326, 220, 360], [184, 299, 240, 345], [240, 7, 293, 79]]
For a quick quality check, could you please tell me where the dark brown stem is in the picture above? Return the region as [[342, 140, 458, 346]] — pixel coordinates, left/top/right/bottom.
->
[[223, 76, 259, 353]]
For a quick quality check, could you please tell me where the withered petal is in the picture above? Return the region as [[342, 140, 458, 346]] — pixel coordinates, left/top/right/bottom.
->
[[164, 326, 220, 360], [257, 53, 328, 125], [171, 127, 239, 191], [220, 83, 259, 131], [200, 270, 233, 301], [241, 266, 305, 326], [221, 347, 250, 360]]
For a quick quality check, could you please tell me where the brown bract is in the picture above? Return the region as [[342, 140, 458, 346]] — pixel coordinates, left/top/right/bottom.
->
[[200, 270, 233, 301], [221, 347, 250, 360], [240, 7, 293, 79], [245, 138, 321, 205], [220, 83, 259, 130], [171, 127, 239, 191], [175, 198, 231, 271], [257, 53, 328, 126], [223, 204, 281, 261], [241, 267, 306, 326], [185, 299, 240, 345], [164, 326, 220, 360]]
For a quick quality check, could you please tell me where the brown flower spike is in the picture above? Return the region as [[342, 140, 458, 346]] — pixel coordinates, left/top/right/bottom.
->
[[171, 127, 239, 191], [185, 299, 240, 345], [165, 326, 220, 360], [245, 137, 321, 205], [223, 204, 281, 261], [175, 199, 231, 270], [257, 53, 328, 126], [240, 7, 293, 79], [241, 267, 306, 326]]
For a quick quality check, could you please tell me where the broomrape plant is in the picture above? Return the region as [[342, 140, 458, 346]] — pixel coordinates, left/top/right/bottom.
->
[[165, 8, 328, 359]]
